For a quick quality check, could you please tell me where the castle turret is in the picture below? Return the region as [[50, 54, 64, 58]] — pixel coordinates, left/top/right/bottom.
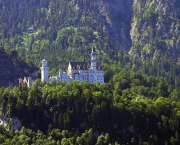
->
[[41, 59, 49, 82], [91, 48, 97, 71], [27, 77, 32, 87]]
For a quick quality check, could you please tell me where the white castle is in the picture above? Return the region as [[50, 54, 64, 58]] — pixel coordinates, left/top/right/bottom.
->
[[41, 48, 104, 84]]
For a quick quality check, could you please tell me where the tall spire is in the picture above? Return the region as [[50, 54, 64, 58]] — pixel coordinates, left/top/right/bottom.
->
[[41, 59, 49, 82], [91, 47, 97, 71]]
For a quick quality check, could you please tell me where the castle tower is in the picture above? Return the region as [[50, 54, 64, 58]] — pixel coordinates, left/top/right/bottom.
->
[[91, 48, 97, 71], [41, 59, 49, 82], [27, 77, 32, 87]]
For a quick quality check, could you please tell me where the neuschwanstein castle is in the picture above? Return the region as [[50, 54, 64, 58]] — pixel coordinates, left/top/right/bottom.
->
[[41, 48, 104, 84]]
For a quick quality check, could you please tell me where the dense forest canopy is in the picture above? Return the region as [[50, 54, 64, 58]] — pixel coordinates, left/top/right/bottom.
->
[[1, 0, 180, 67], [0, 64, 180, 144]]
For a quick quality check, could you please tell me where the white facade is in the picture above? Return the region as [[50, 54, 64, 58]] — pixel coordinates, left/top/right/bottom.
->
[[41, 48, 104, 84], [41, 59, 49, 82]]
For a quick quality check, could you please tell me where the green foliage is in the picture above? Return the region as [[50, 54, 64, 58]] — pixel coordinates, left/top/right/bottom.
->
[[0, 70, 180, 144]]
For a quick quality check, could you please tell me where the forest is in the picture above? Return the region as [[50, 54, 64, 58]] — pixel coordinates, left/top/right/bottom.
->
[[0, 63, 180, 144]]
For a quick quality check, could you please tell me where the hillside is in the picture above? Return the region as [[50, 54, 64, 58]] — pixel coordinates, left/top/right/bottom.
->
[[1, 0, 180, 63], [0, 47, 38, 87], [0, 0, 133, 70], [0, 0, 180, 86]]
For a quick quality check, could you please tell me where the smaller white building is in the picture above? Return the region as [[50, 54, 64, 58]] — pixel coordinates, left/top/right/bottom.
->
[[41, 48, 104, 84], [19, 77, 32, 87]]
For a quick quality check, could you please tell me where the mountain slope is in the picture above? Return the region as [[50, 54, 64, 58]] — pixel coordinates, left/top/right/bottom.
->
[[1, 0, 180, 70], [0, 0, 133, 70], [130, 0, 180, 58]]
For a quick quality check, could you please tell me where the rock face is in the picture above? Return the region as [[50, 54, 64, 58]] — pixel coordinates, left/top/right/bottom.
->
[[0, 49, 38, 87], [130, 0, 180, 58], [97, 0, 133, 50]]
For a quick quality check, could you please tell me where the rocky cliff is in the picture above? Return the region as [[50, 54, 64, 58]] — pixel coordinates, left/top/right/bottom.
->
[[96, 0, 133, 50], [0, 48, 38, 87], [130, 0, 180, 58]]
